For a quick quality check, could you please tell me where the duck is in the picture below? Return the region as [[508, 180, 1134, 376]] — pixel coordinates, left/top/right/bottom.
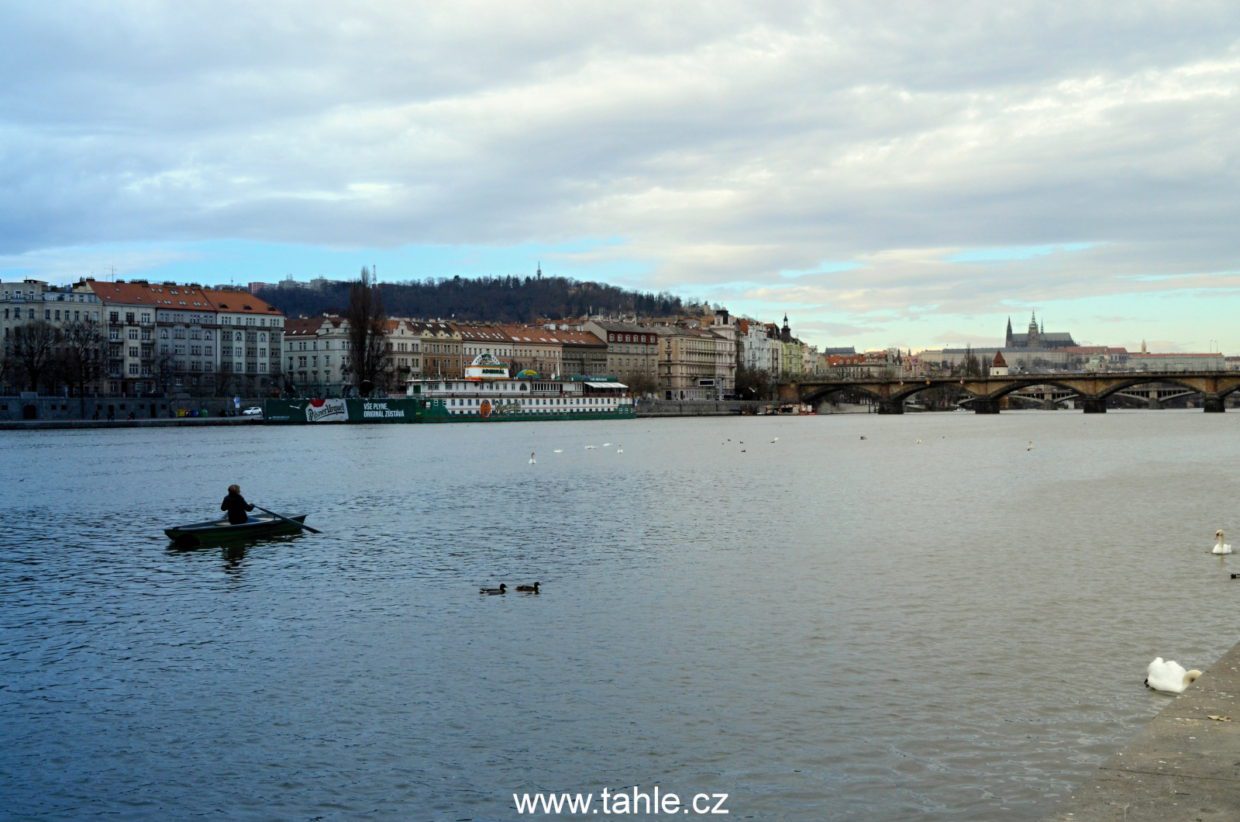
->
[[529, 451, 536, 465], [479, 583, 507, 595], [859, 435, 867, 441], [1026, 440, 1034, 451], [603, 442, 612, 447], [516, 582, 540, 593], [1213, 529, 1232, 554], [1145, 657, 1202, 693], [585, 445, 596, 450], [771, 437, 779, 443]]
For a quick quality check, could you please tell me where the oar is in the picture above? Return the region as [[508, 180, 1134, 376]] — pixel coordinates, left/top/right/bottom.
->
[[255, 505, 322, 534]]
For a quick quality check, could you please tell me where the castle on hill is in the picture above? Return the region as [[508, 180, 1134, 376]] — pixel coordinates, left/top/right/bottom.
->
[[1005, 312, 1076, 349]]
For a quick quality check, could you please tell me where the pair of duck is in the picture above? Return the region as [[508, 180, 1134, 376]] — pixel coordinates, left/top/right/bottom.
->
[[480, 582, 539, 595]]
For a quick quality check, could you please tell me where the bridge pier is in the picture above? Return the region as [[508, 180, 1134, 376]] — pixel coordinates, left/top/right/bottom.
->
[[972, 398, 1001, 414], [876, 399, 904, 415], [1081, 398, 1107, 414], [1203, 396, 1226, 413]]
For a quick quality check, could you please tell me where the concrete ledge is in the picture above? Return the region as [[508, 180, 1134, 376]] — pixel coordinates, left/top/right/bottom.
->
[[1048, 641, 1240, 820], [0, 417, 263, 431]]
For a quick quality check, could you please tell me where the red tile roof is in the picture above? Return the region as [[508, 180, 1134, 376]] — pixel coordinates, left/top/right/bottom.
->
[[85, 280, 284, 317], [551, 329, 606, 347], [202, 288, 283, 315], [87, 279, 212, 309], [499, 325, 561, 345]]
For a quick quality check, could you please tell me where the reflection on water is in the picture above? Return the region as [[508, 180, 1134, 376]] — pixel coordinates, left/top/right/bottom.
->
[[1, 412, 1238, 820], [166, 533, 307, 575]]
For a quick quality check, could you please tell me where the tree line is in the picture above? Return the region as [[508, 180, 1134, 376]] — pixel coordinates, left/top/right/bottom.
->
[[260, 273, 692, 322], [1, 319, 106, 414]]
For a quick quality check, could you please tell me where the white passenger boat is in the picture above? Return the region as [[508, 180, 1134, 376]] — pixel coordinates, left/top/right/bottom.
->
[[405, 353, 635, 421]]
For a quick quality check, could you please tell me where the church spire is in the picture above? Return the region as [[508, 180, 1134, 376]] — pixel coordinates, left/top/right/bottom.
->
[[1005, 316, 1013, 347]]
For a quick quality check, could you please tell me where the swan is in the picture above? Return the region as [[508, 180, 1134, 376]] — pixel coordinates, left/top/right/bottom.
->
[[1213, 530, 1232, 554], [516, 582, 540, 593], [553, 448, 563, 454], [479, 583, 507, 595], [529, 451, 536, 465], [585, 445, 596, 450], [1026, 440, 1034, 451], [771, 437, 779, 443], [1145, 657, 1202, 693], [616, 445, 624, 453], [602, 442, 612, 447]]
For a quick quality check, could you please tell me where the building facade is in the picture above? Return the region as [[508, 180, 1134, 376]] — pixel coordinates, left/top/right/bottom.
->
[[584, 319, 660, 391], [655, 325, 725, 400], [553, 329, 608, 377], [203, 287, 284, 396], [1, 279, 105, 394], [284, 316, 352, 396], [502, 325, 563, 377]]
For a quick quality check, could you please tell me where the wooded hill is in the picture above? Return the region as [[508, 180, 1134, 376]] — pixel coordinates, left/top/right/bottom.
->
[[258, 274, 695, 322]]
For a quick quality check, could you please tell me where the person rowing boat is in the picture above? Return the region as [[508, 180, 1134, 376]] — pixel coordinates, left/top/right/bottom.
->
[[221, 484, 255, 525]]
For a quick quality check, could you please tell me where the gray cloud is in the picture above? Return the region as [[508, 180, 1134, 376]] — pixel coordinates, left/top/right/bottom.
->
[[2, 1, 1240, 346]]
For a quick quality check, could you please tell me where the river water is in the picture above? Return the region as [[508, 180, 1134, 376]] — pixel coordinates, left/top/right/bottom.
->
[[2, 411, 1237, 820]]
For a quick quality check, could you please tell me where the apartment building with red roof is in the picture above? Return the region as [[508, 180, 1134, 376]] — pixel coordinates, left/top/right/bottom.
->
[[83, 279, 285, 398], [203, 287, 285, 396]]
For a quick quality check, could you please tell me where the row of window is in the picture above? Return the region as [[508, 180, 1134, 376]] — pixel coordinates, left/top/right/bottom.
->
[[445, 396, 618, 407], [294, 340, 347, 351], [1, 290, 96, 303], [0, 308, 100, 322]]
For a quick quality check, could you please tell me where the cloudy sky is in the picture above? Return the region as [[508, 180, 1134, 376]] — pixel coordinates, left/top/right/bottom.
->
[[2, 1, 1238, 352]]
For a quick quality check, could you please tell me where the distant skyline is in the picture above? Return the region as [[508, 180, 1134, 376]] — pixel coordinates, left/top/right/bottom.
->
[[2, 2, 1238, 354]]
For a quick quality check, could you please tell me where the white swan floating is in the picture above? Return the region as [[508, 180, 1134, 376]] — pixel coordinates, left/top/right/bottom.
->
[[529, 451, 536, 465], [1145, 657, 1202, 694], [1213, 530, 1232, 554]]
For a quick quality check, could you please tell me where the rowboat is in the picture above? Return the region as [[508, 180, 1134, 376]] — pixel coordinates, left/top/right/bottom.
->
[[165, 513, 308, 547]]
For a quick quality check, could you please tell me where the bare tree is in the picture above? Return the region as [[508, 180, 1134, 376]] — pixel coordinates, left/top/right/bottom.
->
[[57, 319, 106, 416], [345, 266, 389, 396], [10, 321, 59, 392], [151, 349, 179, 397]]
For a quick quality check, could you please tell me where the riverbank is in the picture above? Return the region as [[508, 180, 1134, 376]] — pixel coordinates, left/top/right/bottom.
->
[[1048, 638, 1240, 820], [0, 417, 262, 431], [636, 399, 779, 416]]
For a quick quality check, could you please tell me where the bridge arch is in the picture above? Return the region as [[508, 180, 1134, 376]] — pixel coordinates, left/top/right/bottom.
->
[[800, 383, 888, 406], [1093, 375, 1234, 400]]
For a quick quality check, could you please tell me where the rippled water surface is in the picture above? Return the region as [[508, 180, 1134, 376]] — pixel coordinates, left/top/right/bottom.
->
[[3, 412, 1238, 820]]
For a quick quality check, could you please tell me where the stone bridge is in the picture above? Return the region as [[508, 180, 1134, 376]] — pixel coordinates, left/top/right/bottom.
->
[[780, 372, 1240, 414]]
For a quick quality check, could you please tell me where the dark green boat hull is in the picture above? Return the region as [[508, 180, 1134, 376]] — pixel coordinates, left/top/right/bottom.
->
[[262, 398, 634, 424], [165, 514, 307, 547]]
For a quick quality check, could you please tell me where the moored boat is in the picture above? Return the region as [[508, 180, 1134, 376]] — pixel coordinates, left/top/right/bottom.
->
[[261, 354, 635, 424], [165, 514, 308, 547], [407, 353, 635, 422]]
